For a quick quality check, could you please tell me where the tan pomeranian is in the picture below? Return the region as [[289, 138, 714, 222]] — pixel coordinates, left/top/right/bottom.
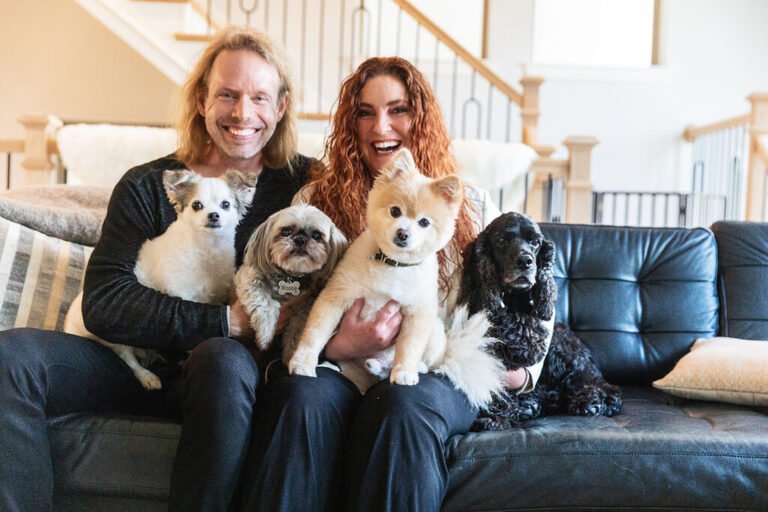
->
[[288, 149, 504, 407]]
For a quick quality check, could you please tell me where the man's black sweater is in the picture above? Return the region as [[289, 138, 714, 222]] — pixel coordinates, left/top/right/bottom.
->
[[82, 153, 311, 356]]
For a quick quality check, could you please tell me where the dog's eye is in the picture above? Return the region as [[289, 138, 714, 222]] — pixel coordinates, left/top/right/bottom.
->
[[280, 227, 293, 237], [418, 218, 430, 228], [390, 207, 402, 218], [496, 236, 508, 247], [220, 201, 231, 210], [530, 238, 541, 247], [311, 231, 323, 241], [191, 201, 203, 211]]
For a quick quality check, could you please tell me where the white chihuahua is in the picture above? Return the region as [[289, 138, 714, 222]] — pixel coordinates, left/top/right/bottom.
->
[[65, 169, 255, 390]]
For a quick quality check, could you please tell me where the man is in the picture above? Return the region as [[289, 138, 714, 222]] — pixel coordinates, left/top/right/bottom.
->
[[0, 27, 312, 511]]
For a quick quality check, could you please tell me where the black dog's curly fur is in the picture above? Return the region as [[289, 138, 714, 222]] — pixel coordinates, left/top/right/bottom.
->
[[460, 212, 622, 431]]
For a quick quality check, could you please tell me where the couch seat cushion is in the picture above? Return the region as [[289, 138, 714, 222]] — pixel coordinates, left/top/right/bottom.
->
[[444, 387, 768, 511], [49, 388, 768, 511], [49, 413, 179, 502]]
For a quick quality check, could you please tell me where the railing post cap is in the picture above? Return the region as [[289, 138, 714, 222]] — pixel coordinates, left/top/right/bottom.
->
[[520, 76, 544, 86], [532, 145, 556, 157], [18, 114, 63, 129], [747, 93, 768, 103], [562, 135, 599, 148]]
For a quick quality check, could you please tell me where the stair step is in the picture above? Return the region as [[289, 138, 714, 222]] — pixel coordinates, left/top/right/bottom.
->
[[174, 32, 213, 42]]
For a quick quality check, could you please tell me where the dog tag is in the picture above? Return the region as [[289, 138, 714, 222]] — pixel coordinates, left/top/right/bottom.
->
[[270, 275, 303, 300]]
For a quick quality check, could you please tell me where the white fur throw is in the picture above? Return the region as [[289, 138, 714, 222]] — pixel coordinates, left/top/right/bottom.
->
[[55, 123, 536, 212], [452, 139, 537, 212], [57, 123, 178, 188]]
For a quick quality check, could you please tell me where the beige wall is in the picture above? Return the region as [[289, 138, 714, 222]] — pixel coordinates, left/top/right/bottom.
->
[[0, 0, 179, 139]]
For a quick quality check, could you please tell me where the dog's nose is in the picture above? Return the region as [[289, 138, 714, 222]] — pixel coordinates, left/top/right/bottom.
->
[[208, 212, 220, 222], [293, 235, 307, 247], [517, 254, 534, 270], [393, 229, 410, 247]]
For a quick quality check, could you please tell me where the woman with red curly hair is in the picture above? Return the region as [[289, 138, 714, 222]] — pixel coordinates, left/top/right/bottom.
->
[[239, 57, 536, 511]]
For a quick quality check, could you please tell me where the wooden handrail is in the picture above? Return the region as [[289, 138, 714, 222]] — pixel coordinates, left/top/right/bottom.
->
[[683, 113, 749, 142], [174, 33, 212, 43], [393, 0, 522, 105], [0, 139, 25, 153]]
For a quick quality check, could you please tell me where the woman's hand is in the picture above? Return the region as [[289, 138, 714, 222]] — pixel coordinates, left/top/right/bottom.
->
[[503, 368, 529, 392], [324, 298, 402, 361]]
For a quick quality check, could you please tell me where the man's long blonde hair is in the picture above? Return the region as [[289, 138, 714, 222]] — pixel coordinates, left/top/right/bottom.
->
[[175, 27, 297, 168]]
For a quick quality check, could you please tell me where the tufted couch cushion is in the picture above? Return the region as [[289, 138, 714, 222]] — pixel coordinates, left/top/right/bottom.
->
[[541, 223, 719, 385], [711, 221, 768, 340], [445, 386, 768, 511]]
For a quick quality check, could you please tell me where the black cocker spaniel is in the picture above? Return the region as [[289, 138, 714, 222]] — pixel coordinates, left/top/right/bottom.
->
[[461, 212, 622, 431]]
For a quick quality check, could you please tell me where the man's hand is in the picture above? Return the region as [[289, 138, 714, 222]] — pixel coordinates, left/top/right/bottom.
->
[[228, 299, 255, 339], [324, 298, 402, 361]]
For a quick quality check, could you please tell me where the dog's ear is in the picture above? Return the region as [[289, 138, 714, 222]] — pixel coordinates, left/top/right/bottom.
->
[[531, 239, 557, 321], [461, 227, 504, 316], [242, 212, 280, 276], [432, 175, 464, 205], [162, 169, 198, 213], [317, 222, 348, 283], [223, 169, 258, 217], [537, 239, 556, 272], [377, 148, 418, 183]]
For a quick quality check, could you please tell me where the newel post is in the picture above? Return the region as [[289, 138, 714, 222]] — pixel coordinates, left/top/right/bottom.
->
[[520, 76, 544, 148], [563, 136, 599, 224], [18, 114, 62, 186], [746, 93, 768, 221]]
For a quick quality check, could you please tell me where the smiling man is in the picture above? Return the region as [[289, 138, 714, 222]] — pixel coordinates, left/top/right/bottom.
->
[[198, 49, 287, 170], [0, 27, 313, 512]]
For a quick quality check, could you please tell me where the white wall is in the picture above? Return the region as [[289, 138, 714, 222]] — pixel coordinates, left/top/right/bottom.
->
[[485, 0, 768, 192]]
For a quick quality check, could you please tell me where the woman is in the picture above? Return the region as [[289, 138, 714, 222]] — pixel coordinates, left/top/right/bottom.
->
[[239, 57, 543, 511]]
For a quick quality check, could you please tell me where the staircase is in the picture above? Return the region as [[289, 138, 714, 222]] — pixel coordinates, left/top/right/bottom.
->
[[4, 0, 605, 224], [73, 0, 545, 147]]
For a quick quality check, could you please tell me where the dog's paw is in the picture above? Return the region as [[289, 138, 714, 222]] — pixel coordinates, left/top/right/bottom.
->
[[569, 386, 609, 416], [603, 386, 623, 416], [288, 349, 319, 377], [135, 369, 162, 390], [255, 333, 272, 351], [364, 358, 389, 379], [516, 396, 543, 420], [390, 366, 419, 385], [471, 415, 511, 431]]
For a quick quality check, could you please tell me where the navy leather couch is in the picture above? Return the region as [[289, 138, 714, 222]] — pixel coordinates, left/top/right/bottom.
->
[[50, 221, 768, 511]]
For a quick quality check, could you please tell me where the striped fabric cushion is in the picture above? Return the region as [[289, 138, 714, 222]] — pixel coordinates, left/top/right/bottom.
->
[[0, 217, 92, 331]]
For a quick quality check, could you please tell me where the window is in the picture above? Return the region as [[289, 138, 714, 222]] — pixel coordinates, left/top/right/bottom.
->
[[532, 0, 657, 68]]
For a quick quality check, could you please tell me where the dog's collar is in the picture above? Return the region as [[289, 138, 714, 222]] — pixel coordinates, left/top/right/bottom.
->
[[369, 250, 421, 268], [269, 273, 311, 301]]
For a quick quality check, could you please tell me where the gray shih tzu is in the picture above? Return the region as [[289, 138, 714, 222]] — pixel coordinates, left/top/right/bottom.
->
[[235, 204, 347, 362]]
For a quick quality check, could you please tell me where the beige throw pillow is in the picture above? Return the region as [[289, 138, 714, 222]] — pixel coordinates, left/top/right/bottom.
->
[[653, 337, 768, 406]]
